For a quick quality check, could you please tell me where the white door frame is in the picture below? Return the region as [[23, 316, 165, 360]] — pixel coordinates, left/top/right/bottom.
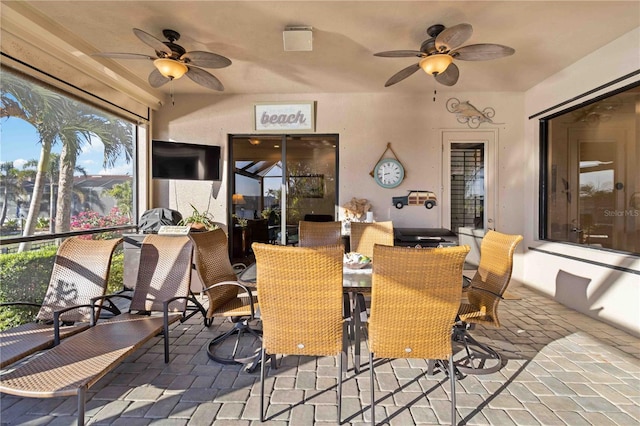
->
[[441, 129, 497, 232]]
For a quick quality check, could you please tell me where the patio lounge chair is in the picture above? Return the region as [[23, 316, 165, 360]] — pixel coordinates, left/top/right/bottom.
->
[[452, 230, 523, 375], [357, 244, 470, 426], [0, 234, 205, 425], [0, 236, 122, 368]]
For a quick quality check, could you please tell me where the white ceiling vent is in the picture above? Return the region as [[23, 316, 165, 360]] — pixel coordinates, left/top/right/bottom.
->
[[283, 26, 313, 51]]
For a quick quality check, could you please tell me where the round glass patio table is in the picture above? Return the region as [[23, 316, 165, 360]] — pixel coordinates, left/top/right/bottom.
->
[[237, 261, 372, 290]]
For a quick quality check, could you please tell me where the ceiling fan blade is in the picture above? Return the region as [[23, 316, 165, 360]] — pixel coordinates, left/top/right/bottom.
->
[[181, 51, 231, 69], [384, 63, 421, 87], [133, 28, 172, 56], [435, 63, 459, 86], [435, 23, 473, 52], [374, 50, 424, 58], [452, 43, 515, 61], [91, 52, 155, 60], [148, 68, 170, 88], [186, 66, 224, 91]]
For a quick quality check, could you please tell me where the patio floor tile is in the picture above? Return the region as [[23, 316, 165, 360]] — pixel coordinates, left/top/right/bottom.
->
[[1, 283, 639, 424]]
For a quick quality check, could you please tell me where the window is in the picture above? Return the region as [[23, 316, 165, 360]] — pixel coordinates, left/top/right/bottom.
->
[[451, 143, 484, 230], [0, 68, 136, 251], [541, 83, 640, 254]]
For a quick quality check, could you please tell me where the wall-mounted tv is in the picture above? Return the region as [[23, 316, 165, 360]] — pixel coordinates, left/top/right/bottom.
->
[[152, 140, 221, 181]]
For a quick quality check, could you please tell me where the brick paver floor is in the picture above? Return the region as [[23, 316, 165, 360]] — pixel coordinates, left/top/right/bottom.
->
[[1, 282, 638, 425]]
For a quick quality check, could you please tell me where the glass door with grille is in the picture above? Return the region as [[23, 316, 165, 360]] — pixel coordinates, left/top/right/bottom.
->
[[442, 130, 496, 234]]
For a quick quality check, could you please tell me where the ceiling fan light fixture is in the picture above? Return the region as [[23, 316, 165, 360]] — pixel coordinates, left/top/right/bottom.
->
[[419, 54, 453, 75], [154, 58, 188, 79]]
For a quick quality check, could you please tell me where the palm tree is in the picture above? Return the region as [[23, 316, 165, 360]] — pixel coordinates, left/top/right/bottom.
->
[[0, 162, 27, 227], [105, 180, 133, 218], [55, 103, 133, 232], [22, 156, 105, 232], [23, 155, 91, 233], [2, 71, 133, 241], [1, 72, 64, 251]]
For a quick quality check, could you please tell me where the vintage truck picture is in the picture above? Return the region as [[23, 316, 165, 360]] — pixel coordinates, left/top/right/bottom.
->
[[392, 190, 438, 209]]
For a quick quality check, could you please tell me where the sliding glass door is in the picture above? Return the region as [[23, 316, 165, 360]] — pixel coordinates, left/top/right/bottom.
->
[[229, 134, 338, 260]]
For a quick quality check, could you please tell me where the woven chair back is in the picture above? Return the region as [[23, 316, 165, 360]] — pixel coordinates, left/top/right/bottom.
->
[[190, 229, 241, 316], [298, 221, 343, 247], [130, 235, 193, 313], [368, 244, 470, 359], [464, 230, 523, 327], [349, 221, 394, 258], [35, 237, 122, 323], [252, 243, 344, 356]]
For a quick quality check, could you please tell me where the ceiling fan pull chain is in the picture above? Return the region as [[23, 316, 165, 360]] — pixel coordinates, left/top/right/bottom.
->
[[170, 79, 175, 106]]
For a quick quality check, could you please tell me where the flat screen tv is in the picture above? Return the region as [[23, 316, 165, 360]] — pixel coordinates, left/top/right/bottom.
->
[[152, 140, 221, 181]]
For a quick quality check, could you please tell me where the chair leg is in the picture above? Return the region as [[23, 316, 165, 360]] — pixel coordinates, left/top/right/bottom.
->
[[338, 351, 343, 424], [260, 348, 267, 422], [369, 351, 375, 426], [163, 310, 170, 364], [427, 359, 435, 375], [342, 321, 349, 374], [449, 355, 457, 426], [452, 325, 502, 375], [77, 386, 86, 426], [354, 293, 367, 374], [207, 320, 263, 365]]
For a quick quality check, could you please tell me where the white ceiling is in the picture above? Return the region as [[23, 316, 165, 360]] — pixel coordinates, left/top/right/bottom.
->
[[2, 1, 639, 97]]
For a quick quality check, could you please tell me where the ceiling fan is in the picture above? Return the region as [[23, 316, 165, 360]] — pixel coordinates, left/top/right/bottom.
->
[[374, 23, 515, 87], [92, 28, 231, 91]]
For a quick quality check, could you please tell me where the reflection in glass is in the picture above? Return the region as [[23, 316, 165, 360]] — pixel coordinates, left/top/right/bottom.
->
[[543, 85, 639, 254], [451, 143, 485, 230], [230, 135, 337, 260]]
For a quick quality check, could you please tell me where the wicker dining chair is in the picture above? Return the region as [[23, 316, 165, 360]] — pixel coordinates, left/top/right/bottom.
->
[[298, 220, 343, 247], [358, 244, 470, 426], [252, 243, 347, 423], [452, 230, 523, 375], [189, 229, 260, 367], [349, 221, 394, 258], [0, 237, 122, 368]]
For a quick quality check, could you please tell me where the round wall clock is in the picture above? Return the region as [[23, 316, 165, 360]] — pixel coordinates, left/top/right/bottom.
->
[[374, 158, 405, 188]]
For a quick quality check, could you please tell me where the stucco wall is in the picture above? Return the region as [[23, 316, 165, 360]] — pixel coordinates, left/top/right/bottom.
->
[[150, 28, 639, 337], [151, 90, 525, 235], [523, 28, 640, 336]]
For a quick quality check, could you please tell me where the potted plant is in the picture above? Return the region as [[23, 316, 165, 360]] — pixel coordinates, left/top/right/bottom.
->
[[178, 204, 218, 231]]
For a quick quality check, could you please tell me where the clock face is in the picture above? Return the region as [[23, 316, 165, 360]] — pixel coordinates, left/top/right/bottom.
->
[[374, 158, 404, 188]]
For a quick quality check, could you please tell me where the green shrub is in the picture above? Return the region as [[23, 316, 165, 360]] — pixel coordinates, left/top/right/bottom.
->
[[0, 243, 126, 331], [107, 249, 124, 294], [0, 245, 58, 330]]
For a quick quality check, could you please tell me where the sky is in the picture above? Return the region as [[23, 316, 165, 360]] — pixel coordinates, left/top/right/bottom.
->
[[1, 117, 132, 176]]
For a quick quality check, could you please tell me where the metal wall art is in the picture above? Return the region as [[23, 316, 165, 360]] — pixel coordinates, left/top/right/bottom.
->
[[446, 98, 502, 128]]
